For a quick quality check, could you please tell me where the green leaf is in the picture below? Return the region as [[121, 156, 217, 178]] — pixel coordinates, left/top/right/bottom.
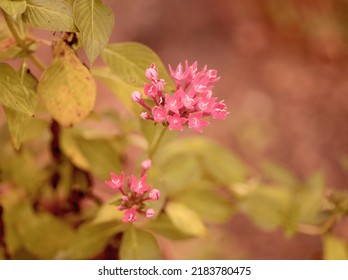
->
[[0, 63, 36, 116], [1, 149, 45, 194], [155, 137, 248, 185], [78, 137, 122, 179], [261, 161, 299, 187], [120, 227, 161, 260], [73, 0, 114, 64], [102, 42, 175, 89], [239, 186, 293, 230], [38, 42, 96, 126], [60, 127, 123, 179], [22, 0, 76, 32], [0, 0, 27, 19], [4, 65, 38, 150], [58, 222, 125, 260], [92, 67, 141, 111], [92, 197, 123, 224], [10, 202, 74, 259], [177, 188, 234, 223], [158, 156, 202, 194], [60, 128, 90, 170], [323, 234, 348, 260], [166, 201, 207, 237], [145, 213, 191, 240]]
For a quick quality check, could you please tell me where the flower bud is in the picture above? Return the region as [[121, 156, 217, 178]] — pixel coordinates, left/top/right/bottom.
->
[[148, 189, 160, 200], [131, 91, 142, 102], [146, 208, 155, 218]]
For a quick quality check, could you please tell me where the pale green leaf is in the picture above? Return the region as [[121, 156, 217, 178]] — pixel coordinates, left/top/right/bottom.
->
[[92, 67, 141, 111], [13, 202, 74, 259], [261, 161, 299, 187], [60, 128, 90, 170], [0, 63, 36, 116], [73, 0, 114, 64], [158, 156, 202, 194], [239, 186, 293, 230], [38, 42, 96, 126], [77, 137, 122, 179], [4, 66, 38, 150], [1, 149, 46, 194], [92, 197, 123, 224], [323, 234, 348, 260], [120, 227, 161, 260], [166, 201, 207, 237], [0, 0, 27, 19], [23, 0, 76, 32], [155, 137, 248, 185], [102, 42, 175, 89], [178, 188, 234, 223], [59, 222, 125, 260], [145, 214, 191, 240]]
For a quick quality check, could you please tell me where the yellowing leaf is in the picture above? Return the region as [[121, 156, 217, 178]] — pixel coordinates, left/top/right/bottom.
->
[[120, 227, 161, 260], [323, 234, 348, 260], [102, 42, 175, 89], [38, 42, 96, 126], [73, 0, 114, 64], [166, 201, 207, 237], [23, 0, 76, 32], [145, 214, 191, 240], [0, 0, 26, 19], [0, 63, 36, 116]]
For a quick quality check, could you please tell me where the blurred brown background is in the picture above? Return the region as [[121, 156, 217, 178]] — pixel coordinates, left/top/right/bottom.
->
[[99, 0, 348, 259]]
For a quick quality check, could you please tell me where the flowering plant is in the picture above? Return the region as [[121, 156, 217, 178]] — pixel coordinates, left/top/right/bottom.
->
[[0, 1, 347, 261]]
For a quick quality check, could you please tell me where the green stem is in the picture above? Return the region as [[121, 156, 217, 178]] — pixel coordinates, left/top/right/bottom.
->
[[28, 54, 46, 71], [3, 12, 24, 47], [148, 125, 167, 159]]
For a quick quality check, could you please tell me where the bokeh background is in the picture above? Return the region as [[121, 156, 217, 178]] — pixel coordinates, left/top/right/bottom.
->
[[96, 0, 348, 259], [1, 0, 348, 259]]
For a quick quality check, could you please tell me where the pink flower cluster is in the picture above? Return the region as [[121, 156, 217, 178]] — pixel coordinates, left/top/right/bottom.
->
[[131, 61, 229, 133], [105, 159, 160, 223]]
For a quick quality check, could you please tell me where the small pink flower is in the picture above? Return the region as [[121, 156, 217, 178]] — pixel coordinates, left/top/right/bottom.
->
[[148, 189, 160, 200], [167, 114, 187, 131], [105, 172, 124, 189], [153, 78, 166, 92], [211, 102, 229, 120], [188, 112, 209, 133], [197, 97, 216, 113], [152, 106, 167, 122], [164, 92, 183, 114], [146, 208, 155, 218], [130, 175, 151, 194], [123, 206, 137, 223], [145, 63, 158, 80], [131, 91, 142, 102], [144, 83, 157, 98], [169, 63, 188, 84], [179, 88, 196, 110]]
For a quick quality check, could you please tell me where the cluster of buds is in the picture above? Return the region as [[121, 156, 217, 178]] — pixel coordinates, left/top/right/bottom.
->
[[131, 61, 229, 133], [105, 159, 160, 223]]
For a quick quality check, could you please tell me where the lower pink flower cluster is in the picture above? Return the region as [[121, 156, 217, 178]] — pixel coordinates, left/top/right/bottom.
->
[[105, 159, 159, 223], [132, 61, 229, 133]]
